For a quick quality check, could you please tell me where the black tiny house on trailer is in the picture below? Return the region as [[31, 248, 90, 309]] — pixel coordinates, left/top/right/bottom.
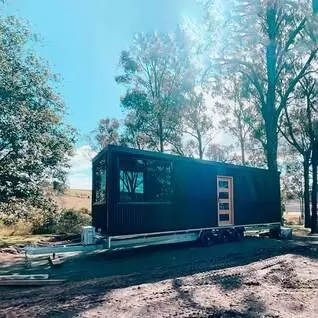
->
[[92, 145, 281, 239]]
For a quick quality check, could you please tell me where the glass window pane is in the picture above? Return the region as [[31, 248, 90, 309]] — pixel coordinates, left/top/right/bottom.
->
[[218, 180, 229, 188], [94, 157, 107, 204], [119, 157, 145, 202], [219, 202, 229, 210], [219, 191, 229, 199], [219, 214, 229, 221], [146, 160, 172, 201]]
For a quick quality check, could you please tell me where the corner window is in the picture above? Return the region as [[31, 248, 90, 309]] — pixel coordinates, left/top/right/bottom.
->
[[94, 157, 107, 204], [119, 158, 145, 202]]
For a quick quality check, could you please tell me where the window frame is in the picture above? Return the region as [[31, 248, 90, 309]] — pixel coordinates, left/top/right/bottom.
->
[[117, 155, 173, 204], [93, 153, 107, 205]]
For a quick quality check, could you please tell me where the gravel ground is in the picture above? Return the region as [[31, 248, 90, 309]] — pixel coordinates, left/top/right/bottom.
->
[[0, 236, 318, 318]]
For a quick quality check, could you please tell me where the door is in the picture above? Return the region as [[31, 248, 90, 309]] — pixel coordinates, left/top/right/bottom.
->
[[217, 176, 234, 226]]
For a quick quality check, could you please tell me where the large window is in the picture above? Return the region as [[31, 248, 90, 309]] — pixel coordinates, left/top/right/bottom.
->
[[94, 157, 107, 204], [119, 158, 145, 202], [146, 160, 172, 201], [119, 157, 172, 202]]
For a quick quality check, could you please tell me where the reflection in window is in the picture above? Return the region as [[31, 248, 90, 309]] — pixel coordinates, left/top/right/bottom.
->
[[119, 158, 145, 202], [219, 191, 229, 199], [94, 157, 106, 204], [219, 214, 229, 221], [219, 202, 229, 210], [147, 160, 172, 201], [218, 180, 229, 189], [118, 157, 172, 202]]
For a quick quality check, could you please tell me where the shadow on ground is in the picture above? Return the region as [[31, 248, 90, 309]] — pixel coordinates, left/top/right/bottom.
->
[[0, 236, 318, 317]]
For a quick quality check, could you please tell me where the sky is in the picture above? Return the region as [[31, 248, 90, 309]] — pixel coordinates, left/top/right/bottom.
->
[[3, 0, 202, 189]]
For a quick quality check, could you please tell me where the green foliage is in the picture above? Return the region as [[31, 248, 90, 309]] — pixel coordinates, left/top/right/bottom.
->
[[55, 208, 91, 234], [116, 31, 195, 152], [89, 117, 121, 151], [0, 198, 91, 235], [216, 77, 253, 165], [181, 92, 214, 159], [0, 16, 76, 211], [0, 196, 60, 234], [202, 0, 317, 171], [121, 111, 150, 150]]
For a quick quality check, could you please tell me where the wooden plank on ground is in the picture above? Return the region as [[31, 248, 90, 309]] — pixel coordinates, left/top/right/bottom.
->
[[0, 279, 65, 286], [0, 274, 49, 280]]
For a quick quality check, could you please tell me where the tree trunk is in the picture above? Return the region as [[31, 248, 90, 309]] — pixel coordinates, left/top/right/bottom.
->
[[265, 3, 278, 171], [303, 157, 311, 228], [311, 141, 318, 233], [158, 116, 164, 152], [240, 138, 246, 165], [300, 196, 304, 223], [265, 120, 278, 171], [198, 131, 203, 160]]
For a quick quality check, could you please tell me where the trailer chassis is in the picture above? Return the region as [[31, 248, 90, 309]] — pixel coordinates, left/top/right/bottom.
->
[[23, 222, 281, 263]]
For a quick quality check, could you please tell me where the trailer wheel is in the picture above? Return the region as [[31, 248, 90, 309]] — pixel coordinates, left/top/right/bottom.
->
[[269, 227, 281, 239], [218, 229, 233, 243], [227, 229, 238, 242], [199, 231, 215, 246], [235, 229, 244, 241]]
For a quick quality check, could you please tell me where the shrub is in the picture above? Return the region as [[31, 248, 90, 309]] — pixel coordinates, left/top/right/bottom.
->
[[56, 208, 91, 234], [0, 198, 33, 226], [0, 198, 91, 235], [0, 197, 60, 234]]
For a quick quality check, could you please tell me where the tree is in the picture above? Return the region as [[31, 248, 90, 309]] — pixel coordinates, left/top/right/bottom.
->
[[205, 143, 236, 163], [279, 75, 317, 229], [311, 120, 318, 232], [90, 117, 121, 151], [280, 148, 304, 223], [0, 17, 75, 210], [203, 0, 317, 171], [246, 145, 268, 169], [217, 78, 252, 165], [121, 111, 150, 150], [116, 31, 194, 152], [181, 92, 214, 159]]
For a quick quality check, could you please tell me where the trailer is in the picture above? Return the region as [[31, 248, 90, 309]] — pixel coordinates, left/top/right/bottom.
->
[[25, 145, 281, 260], [91, 145, 281, 246]]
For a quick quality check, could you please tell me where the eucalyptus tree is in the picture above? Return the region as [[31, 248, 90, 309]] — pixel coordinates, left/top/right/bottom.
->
[[202, 0, 317, 171]]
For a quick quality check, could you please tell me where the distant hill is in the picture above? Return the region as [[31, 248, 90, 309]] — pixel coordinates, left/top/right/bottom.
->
[[54, 189, 92, 211]]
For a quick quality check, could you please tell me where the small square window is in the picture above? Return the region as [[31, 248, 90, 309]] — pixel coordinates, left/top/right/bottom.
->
[[219, 214, 230, 221], [219, 191, 229, 199], [219, 202, 229, 210], [218, 180, 229, 189]]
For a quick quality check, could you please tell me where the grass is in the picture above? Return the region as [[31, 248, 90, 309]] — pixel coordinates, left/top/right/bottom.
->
[[0, 220, 33, 236], [0, 234, 46, 248], [0, 221, 50, 248]]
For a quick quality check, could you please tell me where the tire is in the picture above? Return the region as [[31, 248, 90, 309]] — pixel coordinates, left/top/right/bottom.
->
[[199, 231, 215, 246], [269, 228, 281, 239], [219, 230, 230, 243], [235, 229, 244, 241]]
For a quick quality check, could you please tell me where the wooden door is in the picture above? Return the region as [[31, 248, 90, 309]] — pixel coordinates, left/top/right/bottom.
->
[[217, 176, 234, 226]]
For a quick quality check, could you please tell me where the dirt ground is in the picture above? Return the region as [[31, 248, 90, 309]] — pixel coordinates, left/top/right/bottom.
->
[[1, 234, 318, 318]]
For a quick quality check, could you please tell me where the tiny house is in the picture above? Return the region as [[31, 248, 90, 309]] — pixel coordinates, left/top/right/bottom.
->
[[92, 145, 281, 243]]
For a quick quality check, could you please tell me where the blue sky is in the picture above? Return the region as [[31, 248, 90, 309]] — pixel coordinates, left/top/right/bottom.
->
[[4, 0, 201, 139], [4, 0, 201, 189]]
